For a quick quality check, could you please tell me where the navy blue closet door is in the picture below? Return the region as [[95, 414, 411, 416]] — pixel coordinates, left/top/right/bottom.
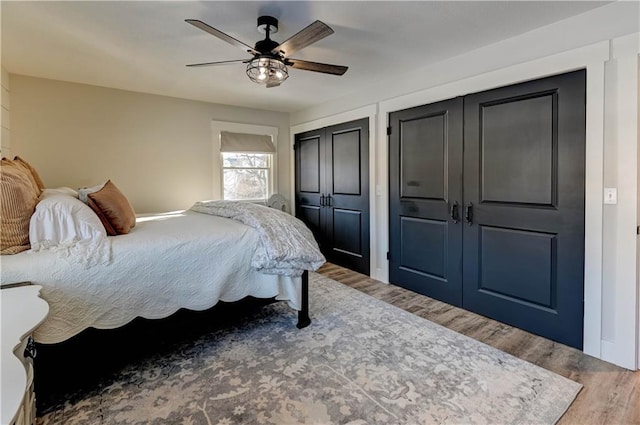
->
[[389, 98, 464, 306], [295, 118, 370, 275], [463, 70, 585, 349], [389, 70, 585, 349]]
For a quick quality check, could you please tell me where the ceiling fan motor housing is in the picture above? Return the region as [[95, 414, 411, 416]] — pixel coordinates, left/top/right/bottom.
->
[[255, 39, 280, 54], [255, 16, 281, 54]]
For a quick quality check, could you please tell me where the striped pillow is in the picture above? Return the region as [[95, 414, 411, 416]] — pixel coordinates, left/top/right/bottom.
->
[[13, 156, 45, 194], [1, 159, 40, 254]]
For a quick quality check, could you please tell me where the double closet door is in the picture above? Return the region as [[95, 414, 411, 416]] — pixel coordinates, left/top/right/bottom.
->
[[295, 118, 370, 275], [389, 70, 585, 349]]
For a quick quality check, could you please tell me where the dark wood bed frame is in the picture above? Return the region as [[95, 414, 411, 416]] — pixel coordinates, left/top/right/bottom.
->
[[34, 270, 313, 410], [296, 270, 311, 328]]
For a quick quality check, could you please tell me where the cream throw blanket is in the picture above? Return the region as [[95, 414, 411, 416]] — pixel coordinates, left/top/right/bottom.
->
[[190, 200, 325, 276]]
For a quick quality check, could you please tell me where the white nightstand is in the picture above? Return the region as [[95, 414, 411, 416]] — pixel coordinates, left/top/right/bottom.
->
[[1, 284, 49, 425]]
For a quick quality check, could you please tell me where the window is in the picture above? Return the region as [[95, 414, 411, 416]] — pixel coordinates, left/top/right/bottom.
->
[[219, 131, 276, 201], [222, 152, 272, 201]]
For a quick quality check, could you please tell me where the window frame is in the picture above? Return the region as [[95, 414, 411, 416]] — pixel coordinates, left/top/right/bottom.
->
[[211, 121, 278, 202]]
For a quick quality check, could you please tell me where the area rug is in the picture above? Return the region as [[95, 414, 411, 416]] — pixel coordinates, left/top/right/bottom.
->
[[38, 273, 581, 425]]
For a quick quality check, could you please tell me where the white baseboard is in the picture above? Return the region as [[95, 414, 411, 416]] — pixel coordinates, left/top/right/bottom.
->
[[601, 339, 638, 370]]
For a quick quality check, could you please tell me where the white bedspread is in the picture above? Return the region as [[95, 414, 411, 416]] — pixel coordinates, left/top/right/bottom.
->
[[0, 211, 302, 344]]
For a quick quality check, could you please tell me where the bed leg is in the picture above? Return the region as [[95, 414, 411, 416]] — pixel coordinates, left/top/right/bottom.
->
[[297, 270, 311, 329]]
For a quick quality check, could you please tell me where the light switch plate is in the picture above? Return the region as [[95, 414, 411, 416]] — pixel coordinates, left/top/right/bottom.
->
[[604, 187, 617, 204]]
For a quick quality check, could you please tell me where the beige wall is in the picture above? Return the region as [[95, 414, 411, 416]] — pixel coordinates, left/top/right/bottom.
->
[[9, 75, 290, 213], [1, 67, 10, 158]]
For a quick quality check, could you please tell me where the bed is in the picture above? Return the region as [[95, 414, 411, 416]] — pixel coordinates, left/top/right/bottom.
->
[[1, 182, 324, 344]]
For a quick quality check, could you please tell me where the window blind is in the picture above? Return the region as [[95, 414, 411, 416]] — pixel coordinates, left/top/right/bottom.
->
[[220, 131, 276, 153]]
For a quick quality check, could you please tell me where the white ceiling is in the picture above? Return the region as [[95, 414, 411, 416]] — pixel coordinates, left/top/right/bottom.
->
[[2, 1, 610, 113]]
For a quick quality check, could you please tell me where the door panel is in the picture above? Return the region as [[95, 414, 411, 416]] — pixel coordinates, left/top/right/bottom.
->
[[479, 226, 555, 308], [463, 70, 585, 349], [389, 98, 463, 306], [332, 130, 362, 195], [298, 205, 322, 242], [332, 209, 362, 257], [480, 94, 555, 205], [299, 136, 321, 193], [399, 217, 446, 280], [400, 114, 446, 200]]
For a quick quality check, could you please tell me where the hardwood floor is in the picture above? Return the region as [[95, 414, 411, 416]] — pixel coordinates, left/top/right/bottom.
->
[[317, 263, 640, 425]]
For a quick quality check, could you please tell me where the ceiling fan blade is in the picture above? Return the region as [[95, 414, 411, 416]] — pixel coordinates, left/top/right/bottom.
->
[[271, 20, 334, 57], [266, 82, 281, 88], [186, 59, 248, 68], [287, 59, 348, 76], [186, 19, 258, 55]]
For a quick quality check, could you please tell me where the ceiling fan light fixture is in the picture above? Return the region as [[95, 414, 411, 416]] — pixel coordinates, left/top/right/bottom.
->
[[246, 56, 288, 86]]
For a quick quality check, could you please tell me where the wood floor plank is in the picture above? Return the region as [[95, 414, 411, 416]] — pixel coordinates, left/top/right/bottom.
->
[[317, 263, 640, 425]]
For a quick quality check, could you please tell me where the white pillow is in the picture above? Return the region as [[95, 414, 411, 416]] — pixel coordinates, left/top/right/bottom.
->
[[41, 187, 79, 199], [29, 192, 111, 267]]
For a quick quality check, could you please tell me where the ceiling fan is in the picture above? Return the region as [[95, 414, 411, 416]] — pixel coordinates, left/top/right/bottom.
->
[[185, 16, 348, 88]]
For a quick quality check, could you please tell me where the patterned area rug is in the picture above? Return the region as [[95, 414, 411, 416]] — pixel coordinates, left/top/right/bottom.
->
[[38, 273, 581, 425]]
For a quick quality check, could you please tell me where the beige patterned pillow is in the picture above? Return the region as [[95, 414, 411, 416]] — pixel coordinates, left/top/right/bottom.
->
[[1, 159, 39, 254], [13, 156, 45, 193]]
